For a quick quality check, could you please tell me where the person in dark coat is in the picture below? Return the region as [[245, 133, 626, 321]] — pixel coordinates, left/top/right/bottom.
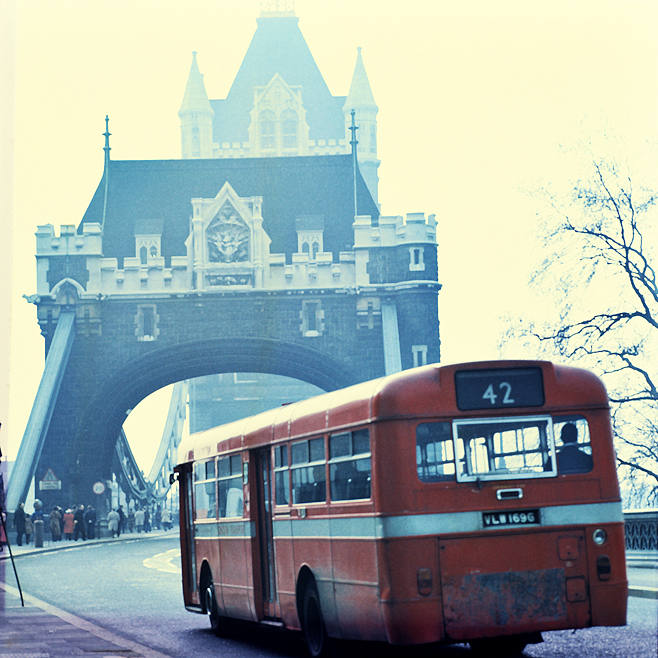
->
[[84, 505, 97, 539], [557, 423, 593, 473], [13, 502, 27, 546], [73, 504, 86, 541], [117, 505, 126, 536], [49, 507, 62, 542]]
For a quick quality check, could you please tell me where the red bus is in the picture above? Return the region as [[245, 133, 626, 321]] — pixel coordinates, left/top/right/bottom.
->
[[174, 361, 627, 656]]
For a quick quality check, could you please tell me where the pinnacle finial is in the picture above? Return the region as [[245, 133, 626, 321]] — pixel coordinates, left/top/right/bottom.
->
[[103, 115, 111, 165]]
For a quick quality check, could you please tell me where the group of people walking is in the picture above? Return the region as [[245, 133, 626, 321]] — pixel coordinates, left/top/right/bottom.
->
[[13, 502, 99, 544], [10, 501, 175, 545]]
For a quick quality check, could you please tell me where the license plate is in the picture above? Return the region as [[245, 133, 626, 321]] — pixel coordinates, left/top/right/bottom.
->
[[483, 509, 540, 528]]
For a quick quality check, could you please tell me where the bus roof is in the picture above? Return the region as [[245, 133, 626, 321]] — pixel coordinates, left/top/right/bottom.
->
[[178, 360, 609, 463]]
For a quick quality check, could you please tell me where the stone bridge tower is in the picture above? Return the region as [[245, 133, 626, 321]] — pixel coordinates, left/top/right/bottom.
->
[[21, 148, 440, 508]]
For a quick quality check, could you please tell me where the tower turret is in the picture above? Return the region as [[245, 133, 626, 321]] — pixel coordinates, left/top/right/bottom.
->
[[179, 52, 215, 159], [344, 47, 380, 205]]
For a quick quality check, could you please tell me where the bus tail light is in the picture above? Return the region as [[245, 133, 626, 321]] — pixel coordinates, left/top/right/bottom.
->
[[596, 555, 612, 581], [592, 528, 607, 545], [417, 568, 432, 596]]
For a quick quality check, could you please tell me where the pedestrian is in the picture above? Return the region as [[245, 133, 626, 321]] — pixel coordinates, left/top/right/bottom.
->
[[107, 509, 121, 538], [24, 513, 33, 544], [49, 507, 62, 542], [13, 502, 27, 546], [134, 508, 145, 533], [155, 507, 162, 530], [161, 507, 171, 531], [73, 504, 86, 541], [128, 507, 135, 533], [63, 509, 75, 540], [84, 505, 97, 540], [144, 507, 151, 533], [56, 506, 65, 536], [117, 505, 126, 536], [0, 511, 6, 552]]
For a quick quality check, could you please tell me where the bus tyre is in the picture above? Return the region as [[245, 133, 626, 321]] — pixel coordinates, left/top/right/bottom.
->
[[469, 636, 528, 657], [204, 576, 224, 637], [302, 580, 329, 658]]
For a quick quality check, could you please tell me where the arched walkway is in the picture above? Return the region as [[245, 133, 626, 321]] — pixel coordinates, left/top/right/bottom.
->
[[73, 337, 356, 479]]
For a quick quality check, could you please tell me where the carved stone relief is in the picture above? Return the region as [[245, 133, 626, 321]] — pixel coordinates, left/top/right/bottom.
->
[[206, 201, 250, 263]]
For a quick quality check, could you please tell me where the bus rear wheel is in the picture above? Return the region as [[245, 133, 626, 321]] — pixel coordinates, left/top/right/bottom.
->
[[203, 575, 224, 637], [469, 635, 529, 656], [301, 580, 329, 658]]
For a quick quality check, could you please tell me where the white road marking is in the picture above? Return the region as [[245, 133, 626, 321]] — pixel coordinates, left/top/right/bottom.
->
[[143, 548, 181, 574]]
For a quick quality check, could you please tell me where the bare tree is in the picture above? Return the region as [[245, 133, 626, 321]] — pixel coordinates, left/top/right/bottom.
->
[[504, 154, 658, 505]]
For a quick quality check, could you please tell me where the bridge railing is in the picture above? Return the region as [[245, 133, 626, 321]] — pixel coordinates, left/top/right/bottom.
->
[[624, 509, 658, 551]]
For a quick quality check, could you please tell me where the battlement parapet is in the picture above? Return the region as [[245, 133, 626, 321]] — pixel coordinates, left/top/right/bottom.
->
[[353, 213, 437, 248]]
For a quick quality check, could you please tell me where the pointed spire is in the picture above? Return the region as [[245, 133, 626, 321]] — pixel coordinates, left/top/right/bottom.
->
[[179, 52, 214, 116], [344, 47, 377, 112], [103, 115, 111, 168]]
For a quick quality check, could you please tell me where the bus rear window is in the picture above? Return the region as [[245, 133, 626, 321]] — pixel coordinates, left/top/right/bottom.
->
[[454, 416, 557, 482], [554, 415, 593, 474], [417, 422, 455, 482]]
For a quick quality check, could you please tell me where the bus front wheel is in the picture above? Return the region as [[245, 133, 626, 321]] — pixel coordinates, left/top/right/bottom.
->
[[203, 575, 224, 637], [301, 580, 329, 658]]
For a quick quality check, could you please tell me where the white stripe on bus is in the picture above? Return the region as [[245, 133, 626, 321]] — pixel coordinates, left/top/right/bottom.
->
[[271, 501, 623, 539], [193, 501, 623, 541]]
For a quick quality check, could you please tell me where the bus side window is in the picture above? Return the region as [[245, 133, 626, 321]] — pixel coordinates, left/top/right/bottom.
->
[[416, 422, 455, 482], [194, 459, 217, 520], [329, 428, 371, 501], [554, 416, 593, 474], [274, 445, 290, 505], [217, 454, 243, 518], [291, 437, 326, 504]]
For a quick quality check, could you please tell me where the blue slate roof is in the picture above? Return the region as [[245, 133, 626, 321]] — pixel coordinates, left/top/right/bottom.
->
[[80, 155, 378, 267], [212, 15, 346, 147]]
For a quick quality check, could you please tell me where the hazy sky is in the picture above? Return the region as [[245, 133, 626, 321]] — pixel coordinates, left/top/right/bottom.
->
[[1, 0, 656, 469]]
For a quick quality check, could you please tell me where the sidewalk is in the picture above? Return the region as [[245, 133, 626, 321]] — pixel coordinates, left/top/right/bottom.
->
[[0, 579, 173, 658], [1, 529, 178, 658], [0, 527, 177, 560]]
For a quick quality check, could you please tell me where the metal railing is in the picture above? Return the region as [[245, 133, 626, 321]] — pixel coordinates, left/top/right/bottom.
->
[[624, 509, 658, 551]]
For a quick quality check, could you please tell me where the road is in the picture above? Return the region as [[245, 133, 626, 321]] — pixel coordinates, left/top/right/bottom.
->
[[2, 534, 656, 658]]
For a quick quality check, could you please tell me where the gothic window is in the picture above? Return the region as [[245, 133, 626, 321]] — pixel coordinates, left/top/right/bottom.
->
[[370, 124, 377, 153], [136, 304, 159, 342], [412, 345, 428, 368], [301, 239, 320, 260], [140, 246, 148, 265], [282, 109, 298, 149], [192, 127, 200, 158], [300, 300, 324, 337], [260, 110, 276, 149], [409, 247, 425, 272], [150, 246, 157, 258]]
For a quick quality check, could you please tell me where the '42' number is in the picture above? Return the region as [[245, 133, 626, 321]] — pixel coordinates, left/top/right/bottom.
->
[[483, 382, 515, 406]]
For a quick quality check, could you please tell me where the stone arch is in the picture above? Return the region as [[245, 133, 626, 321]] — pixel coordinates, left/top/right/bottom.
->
[[72, 337, 357, 483]]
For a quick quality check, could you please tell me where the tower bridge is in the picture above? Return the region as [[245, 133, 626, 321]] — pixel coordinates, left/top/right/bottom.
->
[[7, 151, 440, 512], [6, 6, 441, 515]]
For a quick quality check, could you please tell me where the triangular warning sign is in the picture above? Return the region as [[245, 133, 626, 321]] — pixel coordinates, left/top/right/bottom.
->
[[42, 468, 58, 481]]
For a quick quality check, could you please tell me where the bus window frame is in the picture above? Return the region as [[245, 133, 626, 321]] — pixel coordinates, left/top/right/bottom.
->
[[193, 458, 218, 521], [290, 436, 327, 505], [452, 415, 558, 483]]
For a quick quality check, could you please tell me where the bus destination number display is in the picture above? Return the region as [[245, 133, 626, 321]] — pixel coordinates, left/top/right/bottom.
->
[[455, 367, 545, 411], [483, 509, 540, 528]]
